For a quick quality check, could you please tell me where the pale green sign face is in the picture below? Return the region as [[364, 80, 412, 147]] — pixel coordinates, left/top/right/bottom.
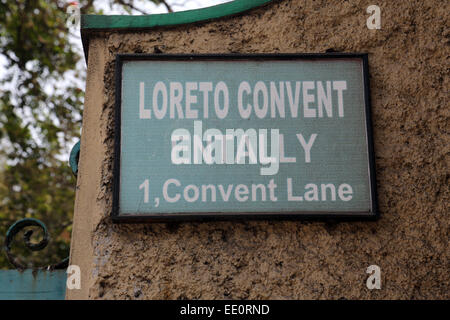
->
[[115, 54, 377, 221]]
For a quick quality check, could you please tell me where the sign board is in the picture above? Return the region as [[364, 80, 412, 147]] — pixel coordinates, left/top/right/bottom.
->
[[113, 54, 377, 222]]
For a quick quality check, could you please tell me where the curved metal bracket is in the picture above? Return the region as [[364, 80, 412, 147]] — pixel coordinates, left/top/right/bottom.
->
[[4, 218, 69, 270], [69, 141, 80, 176]]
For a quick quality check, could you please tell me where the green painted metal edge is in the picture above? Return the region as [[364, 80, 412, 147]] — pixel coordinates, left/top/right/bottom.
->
[[0, 270, 66, 300], [80, 0, 274, 62], [81, 0, 273, 30], [69, 141, 80, 176]]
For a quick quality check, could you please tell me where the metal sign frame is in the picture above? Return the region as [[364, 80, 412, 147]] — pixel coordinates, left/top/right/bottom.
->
[[112, 53, 378, 223]]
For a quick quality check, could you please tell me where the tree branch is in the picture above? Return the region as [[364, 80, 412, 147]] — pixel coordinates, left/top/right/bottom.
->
[[114, 0, 174, 15], [159, 0, 173, 13], [116, 0, 150, 15]]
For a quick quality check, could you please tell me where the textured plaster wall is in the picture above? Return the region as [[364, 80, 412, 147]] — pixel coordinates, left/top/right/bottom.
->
[[68, 0, 449, 299]]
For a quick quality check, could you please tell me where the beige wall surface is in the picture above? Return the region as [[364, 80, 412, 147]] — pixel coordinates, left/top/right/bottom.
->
[[67, 0, 449, 299]]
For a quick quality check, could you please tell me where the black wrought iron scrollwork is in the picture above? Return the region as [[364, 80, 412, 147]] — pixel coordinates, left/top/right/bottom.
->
[[4, 218, 69, 270], [3, 141, 80, 270]]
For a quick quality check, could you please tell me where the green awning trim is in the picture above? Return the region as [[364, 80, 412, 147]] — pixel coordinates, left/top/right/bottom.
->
[[80, 0, 274, 61], [81, 0, 273, 30]]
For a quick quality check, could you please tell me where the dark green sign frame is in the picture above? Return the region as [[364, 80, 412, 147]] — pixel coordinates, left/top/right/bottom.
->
[[112, 53, 378, 223]]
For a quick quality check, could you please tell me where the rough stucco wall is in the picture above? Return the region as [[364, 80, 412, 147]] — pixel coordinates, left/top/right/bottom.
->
[[78, 0, 449, 299]]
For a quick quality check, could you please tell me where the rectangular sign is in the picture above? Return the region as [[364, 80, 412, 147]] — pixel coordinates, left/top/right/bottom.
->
[[113, 54, 377, 222]]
